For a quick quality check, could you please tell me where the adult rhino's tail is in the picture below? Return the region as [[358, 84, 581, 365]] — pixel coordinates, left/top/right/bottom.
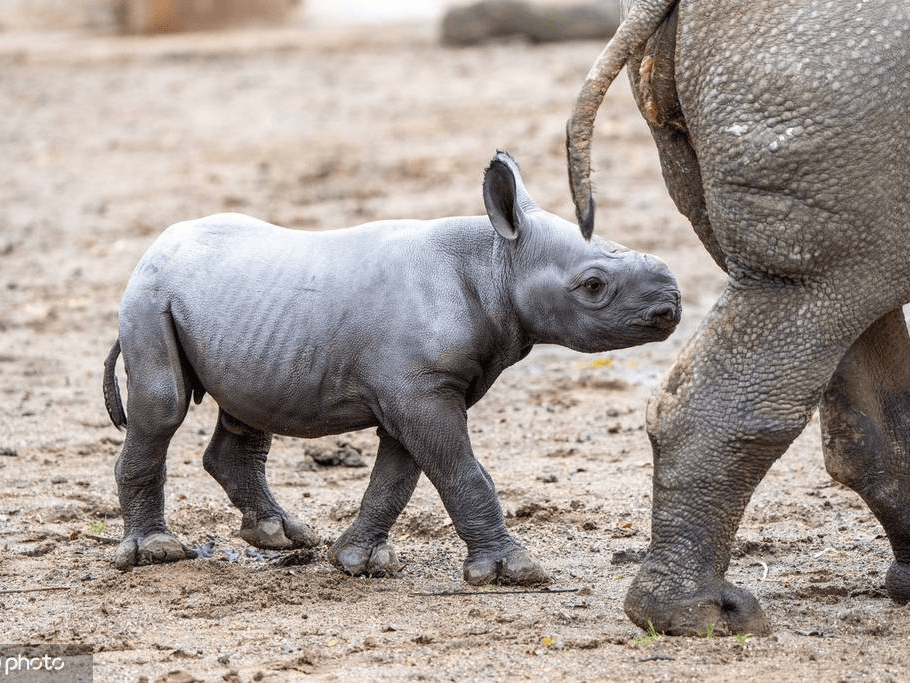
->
[[566, 0, 678, 239], [103, 339, 127, 431]]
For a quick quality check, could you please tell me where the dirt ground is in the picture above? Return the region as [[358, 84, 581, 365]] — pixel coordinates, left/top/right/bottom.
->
[[1, 18, 908, 683]]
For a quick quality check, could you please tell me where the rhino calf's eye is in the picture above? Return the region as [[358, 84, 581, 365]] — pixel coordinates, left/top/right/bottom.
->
[[583, 277, 605, 294]]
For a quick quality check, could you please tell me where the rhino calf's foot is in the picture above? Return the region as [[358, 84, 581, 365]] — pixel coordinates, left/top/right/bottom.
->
[[886, 561, 910, 604], [238, 512, 319, 550], [113, 532, 190, 570], [463, 546, 549, 586], [328, 536, 402, 578]]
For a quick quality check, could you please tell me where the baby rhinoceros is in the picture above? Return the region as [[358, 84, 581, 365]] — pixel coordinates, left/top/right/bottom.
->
[[103, 151, 680, 584]]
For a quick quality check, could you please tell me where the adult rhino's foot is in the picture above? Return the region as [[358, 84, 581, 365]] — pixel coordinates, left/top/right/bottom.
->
[[113, 532, 190, 570], [463, 545, 549, 586], [328, 532, 402, 578], [625, 562, 770, 637], [886, 561, 910, 604], [238, 512, 319, 550]]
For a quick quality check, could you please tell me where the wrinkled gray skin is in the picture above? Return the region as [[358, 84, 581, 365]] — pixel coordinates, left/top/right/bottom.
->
[[103, 152, 681, 584], [567, 0, 910, 635]]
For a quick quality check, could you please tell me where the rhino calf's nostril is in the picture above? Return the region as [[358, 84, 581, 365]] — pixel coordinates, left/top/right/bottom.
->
[[648, 303, 681, 327]]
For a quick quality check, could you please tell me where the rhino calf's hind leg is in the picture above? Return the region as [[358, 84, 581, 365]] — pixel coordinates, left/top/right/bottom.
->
[[115, 430, 190, 569], [328, 430, 420, 577], [820, 309, 910, 604], [113, 325, 194, 569], [203, 410, 318, 550]]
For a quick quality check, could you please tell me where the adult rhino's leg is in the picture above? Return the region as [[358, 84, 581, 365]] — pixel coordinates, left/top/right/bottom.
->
[[384, 397, 548, 586], [820, 309, 910, 604], [113, 318, 193, 569], [203, 409, 318, 550], [627, 282, 865, 636], [328, 429, 420, 577]]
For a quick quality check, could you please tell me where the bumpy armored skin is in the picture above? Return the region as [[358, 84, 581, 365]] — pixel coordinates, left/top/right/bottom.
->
[[567, 1, 910, 634], [104, 152, 681, 583]]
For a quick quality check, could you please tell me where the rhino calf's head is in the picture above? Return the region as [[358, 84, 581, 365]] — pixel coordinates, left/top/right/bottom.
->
[[485, 152, 681, 354]]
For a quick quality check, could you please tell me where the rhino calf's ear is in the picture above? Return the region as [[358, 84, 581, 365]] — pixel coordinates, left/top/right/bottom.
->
[[482, 152, 523, 240]]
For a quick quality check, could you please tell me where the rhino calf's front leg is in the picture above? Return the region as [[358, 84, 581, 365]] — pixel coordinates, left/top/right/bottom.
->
[[390, 400, 548, 586], [439, 458, 541, 585]]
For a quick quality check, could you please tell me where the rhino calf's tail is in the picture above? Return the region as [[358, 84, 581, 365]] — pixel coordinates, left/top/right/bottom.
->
[[566, 0, 677, 239], [103, 340, 128, 431]]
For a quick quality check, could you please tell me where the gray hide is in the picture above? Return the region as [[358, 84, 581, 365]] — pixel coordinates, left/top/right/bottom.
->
[[104, 151, 681, 584], [566, 0, 910, 635]]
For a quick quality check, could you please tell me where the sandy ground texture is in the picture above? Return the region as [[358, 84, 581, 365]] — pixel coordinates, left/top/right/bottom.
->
[[1, 19, 909, 683]]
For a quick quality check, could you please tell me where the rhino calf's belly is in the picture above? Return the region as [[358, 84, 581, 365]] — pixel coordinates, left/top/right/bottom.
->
[[210, 386, 380, 439]]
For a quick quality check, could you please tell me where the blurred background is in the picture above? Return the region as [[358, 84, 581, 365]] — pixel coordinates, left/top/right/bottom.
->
[[0, 0, 618, 33], [0, 0, 441, 32]]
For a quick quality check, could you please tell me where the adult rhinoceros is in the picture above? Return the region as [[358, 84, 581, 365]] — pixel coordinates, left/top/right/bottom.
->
[[566, 0, 910, 635]]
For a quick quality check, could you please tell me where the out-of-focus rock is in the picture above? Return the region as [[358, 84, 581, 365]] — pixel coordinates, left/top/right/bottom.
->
[[441, 0, 620, 46]]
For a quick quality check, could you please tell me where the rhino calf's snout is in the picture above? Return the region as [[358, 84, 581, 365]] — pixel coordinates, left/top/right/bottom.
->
[[645, 296, 682, 329], [628, 253, 681, 336]]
